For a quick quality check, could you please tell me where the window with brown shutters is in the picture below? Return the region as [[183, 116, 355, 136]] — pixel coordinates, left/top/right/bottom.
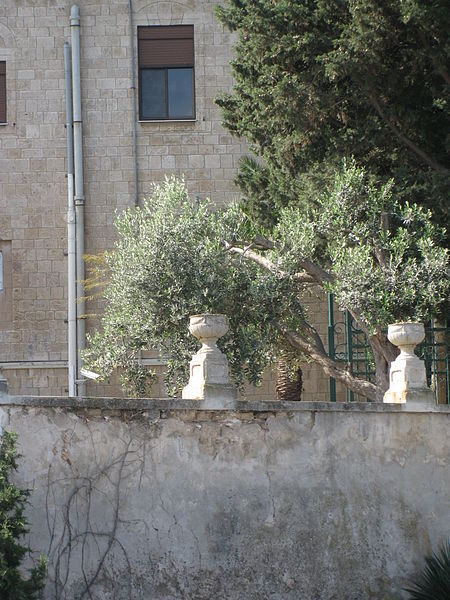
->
[[0, 62, 6, 124], [138, 26, 195, 121]]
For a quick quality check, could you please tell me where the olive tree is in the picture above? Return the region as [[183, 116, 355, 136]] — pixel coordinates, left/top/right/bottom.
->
[[84, 176, 304, 396], [84, 169, 448, 401]]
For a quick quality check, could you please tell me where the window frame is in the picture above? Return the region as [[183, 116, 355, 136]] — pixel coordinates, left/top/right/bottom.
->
[[138, 66, 195, 121], [137, 25, 196, 122], [0, 61, 6, 124]]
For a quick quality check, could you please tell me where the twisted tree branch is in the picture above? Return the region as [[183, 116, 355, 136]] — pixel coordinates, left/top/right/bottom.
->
[[278, 323, 377, 400], [227, 238, 393, 401], [225, 240, 334, 284], [369, 94, 449, 173], [419, 31, 450, 86], [226, 244, 317, 283]]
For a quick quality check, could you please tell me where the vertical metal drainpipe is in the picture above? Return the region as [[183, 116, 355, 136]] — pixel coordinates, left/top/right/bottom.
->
[[129, 0, 141, 366], [64, 42, 77, 397], [129, 0, 139, 206], [71, 5, 86, 397]]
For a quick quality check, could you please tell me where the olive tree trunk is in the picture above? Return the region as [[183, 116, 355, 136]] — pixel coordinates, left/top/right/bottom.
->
[[276, 360, 303, 402], [369, 332, 399, 402]]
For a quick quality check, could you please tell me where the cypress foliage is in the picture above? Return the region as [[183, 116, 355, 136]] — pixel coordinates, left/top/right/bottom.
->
[[0, 431, 46, 600], [216, 0, 450, 231]]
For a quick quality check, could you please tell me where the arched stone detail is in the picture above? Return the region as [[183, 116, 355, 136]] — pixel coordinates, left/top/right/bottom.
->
[[135, 0, 196, 15], [134, 0, 198, 24], [0, 22, 17, 50]]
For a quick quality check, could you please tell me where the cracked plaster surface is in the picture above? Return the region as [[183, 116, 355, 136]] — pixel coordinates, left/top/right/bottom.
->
[[3, 406, 449, 599]]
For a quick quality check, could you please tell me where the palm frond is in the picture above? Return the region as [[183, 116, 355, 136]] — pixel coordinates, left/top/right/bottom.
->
[[404, 540, 450, 600]]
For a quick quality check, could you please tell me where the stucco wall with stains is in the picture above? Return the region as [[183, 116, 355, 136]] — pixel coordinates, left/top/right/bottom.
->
[[1, 395, 449, 599]]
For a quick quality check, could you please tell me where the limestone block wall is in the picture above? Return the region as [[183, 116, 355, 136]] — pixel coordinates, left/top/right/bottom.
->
[[301, 288, 332, 402], [0, 0, 249, 396], [0, 396, 449, 599], [4, 364, 69, 396], [0, 1, 339, 403], [299, 288, 352, 403]]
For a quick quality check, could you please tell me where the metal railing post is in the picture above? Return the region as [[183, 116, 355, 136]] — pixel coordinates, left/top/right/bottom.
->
[[328, 293, 336, 402], [345, 311, 354, 402]]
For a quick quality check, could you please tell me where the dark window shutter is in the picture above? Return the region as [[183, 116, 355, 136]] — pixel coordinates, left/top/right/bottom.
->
[[0, 62, 6, 123], [138, 26, 194, 68]]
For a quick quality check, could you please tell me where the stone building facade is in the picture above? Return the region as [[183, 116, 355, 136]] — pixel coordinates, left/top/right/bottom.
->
[[0, 0, 331, 400]]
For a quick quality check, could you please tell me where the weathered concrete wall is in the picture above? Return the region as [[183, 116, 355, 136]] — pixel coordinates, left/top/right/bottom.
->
[[1, 396, 449, 599]]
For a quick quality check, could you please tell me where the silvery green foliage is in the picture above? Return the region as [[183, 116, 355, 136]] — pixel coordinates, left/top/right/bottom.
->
[[85, 168, 447, 397], [84, 177, 304, 395], [274, 161, 448, 334]]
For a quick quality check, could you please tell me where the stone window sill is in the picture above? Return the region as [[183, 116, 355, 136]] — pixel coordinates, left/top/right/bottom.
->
[[138, 119, 197, 123]]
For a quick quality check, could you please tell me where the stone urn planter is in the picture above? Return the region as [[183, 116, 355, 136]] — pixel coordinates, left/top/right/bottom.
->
[[383, 322, 434, 405], [182, 314, 237, 407], [188, 313, 229, 354]]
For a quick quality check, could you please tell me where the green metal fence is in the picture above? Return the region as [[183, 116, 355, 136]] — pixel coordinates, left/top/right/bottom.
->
[[417, 321, 449, 404], [327, 293, 449, 404]]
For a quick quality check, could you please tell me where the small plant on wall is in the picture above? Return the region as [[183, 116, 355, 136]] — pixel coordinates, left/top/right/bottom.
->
[[404, 540, 450, 600], [0, 431, 46, 599]]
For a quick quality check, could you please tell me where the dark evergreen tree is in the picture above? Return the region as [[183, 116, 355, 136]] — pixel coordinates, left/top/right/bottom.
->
[[216, 0, 450, 231], [0, 431, 46, 600]]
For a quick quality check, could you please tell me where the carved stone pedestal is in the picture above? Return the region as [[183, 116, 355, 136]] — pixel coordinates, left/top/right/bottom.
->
[[383, 322, 435, 406], [182, 314, 237, 408]]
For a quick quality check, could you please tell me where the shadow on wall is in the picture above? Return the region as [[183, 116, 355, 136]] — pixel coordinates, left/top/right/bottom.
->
[[0, 396, 448, 599]]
